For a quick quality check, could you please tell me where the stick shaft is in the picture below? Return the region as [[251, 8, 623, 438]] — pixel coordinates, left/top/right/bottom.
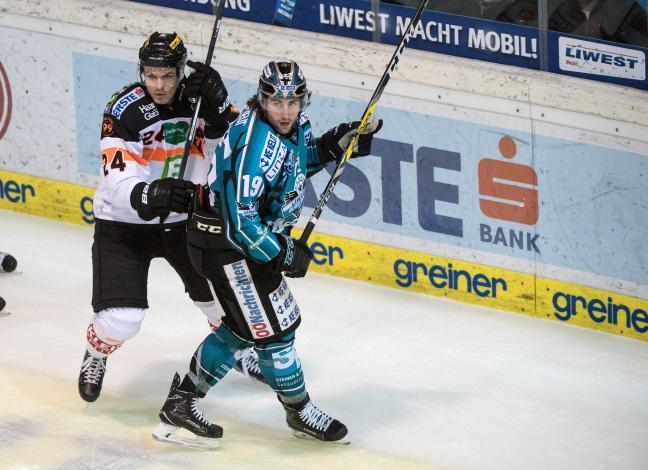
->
[[177, 0, 227, 180], [300, 0, 430, 243]]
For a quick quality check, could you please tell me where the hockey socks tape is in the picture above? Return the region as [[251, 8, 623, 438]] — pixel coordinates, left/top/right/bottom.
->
[[87, 324, 123, 356]]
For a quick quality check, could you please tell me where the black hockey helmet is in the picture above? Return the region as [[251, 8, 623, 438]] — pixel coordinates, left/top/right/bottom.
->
[[257, 61, 310, 111], [138, 32, 187, 76]]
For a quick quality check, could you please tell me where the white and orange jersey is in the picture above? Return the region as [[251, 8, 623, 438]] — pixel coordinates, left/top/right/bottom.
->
[[93, 82, 223, 225]]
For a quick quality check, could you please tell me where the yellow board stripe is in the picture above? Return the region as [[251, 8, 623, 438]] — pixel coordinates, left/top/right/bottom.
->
[[2, 169, 646, 341], [295, 228, 648, 342], [0, 170, 95, 225]]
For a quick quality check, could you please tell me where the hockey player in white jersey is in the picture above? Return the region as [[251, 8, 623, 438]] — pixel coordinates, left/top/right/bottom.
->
[[77, 32, 261, 403]]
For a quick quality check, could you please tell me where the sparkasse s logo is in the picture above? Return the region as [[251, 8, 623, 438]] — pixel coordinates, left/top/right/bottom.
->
[[0, 62, 12, 140], [478, 136, 541, 253]]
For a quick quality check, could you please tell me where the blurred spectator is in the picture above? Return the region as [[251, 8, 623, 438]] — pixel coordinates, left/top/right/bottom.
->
[[489, 0, 550, 27], [601, 0, 647, 46], [548, 0, 607, 38], [384, 0, 482, 19]]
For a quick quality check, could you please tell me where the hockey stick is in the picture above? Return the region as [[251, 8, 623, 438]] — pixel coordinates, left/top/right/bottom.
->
[[177, 0, 226, 180], [300, 0, 429, 244]]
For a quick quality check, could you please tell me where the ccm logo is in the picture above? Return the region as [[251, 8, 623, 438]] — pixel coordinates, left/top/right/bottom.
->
[[196, 221, 222, 234]]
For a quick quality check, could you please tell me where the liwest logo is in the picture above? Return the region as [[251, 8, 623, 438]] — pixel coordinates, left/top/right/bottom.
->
[[478, 136, 540, 253], [552, 291, 648, 334], [393, 258, 507, 298], [559, 37, 646, 81], [0, 62, 12, 140], [0, 178, 35, 203]]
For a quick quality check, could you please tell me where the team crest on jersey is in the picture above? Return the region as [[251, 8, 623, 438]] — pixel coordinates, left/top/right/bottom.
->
[[282, 173, 305, 219], [281, 150, 295, 179], [111, 87, 145, 119]]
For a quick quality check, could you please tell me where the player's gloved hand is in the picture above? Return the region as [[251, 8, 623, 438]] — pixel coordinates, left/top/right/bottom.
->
[[185, 60, 231, 125], [274, 235, 313, 278], [130, 178, 196, 221], [317, 118, 383, 164]]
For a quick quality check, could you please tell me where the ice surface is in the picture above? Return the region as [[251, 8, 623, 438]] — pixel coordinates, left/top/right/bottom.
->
[[1, 210, 647, 469]]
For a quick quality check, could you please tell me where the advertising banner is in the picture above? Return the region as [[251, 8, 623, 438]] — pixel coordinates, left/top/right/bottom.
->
[[130, 0, 541, 69], [3, 167, 647, 342], [2, 13, 647, 342], [130, 0, 648, 90], [549, 32, 648, 90], [68, 48, 648, 293]]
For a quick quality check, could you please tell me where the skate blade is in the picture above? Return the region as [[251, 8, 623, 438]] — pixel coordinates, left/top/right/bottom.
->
[[291, 429, 351, 445], [152, 422, 220, 451], [0, 311, 11, 317]]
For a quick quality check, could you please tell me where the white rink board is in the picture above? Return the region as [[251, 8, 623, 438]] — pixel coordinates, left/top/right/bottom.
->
[[0, 1, 646, 312]]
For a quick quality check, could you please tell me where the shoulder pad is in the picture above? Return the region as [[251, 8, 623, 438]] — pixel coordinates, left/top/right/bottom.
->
[[299, 112, 310, 126], [299, 112, 313, 144], [234, 107, 252, 127], [105, 83, 147, 119]]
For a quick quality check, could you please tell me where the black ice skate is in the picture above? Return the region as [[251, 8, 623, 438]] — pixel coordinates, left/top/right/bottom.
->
[[282, 394, 350, 444], [78, 350, 107, 402], [234, 348, 266, 384], [152, 373, 222, 451]]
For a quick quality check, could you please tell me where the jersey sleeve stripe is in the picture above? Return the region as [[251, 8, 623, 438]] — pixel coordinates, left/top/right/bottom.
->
[[141, 145, 205, 163], [234, 112, 272, 261], [143, 146, 184, 162]]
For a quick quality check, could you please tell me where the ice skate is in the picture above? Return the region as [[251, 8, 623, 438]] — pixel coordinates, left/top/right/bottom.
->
[[234, 348, 266, 384], [282, 394, 350, 444], [78, 350, 107, 402], [152, 373, 222, 451]]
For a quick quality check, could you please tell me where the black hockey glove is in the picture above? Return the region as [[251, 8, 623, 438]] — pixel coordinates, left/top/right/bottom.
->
[[274, 235, 313, 279], [317, 119, 383, 164], [130, 178, 196, 221], [185, 60, 231, 126]]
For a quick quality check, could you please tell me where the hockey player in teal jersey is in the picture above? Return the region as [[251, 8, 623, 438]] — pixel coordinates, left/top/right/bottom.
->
[[152, 60, 381, 450]]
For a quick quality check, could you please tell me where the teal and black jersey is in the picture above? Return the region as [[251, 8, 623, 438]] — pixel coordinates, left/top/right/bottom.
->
[[206, 107, 328, 263]]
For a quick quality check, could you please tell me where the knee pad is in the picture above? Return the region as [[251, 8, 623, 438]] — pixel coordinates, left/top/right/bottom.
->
[[255, 332, 306, 401], [190, 325, 252, 393], [92, 307, 146, 343], [194, 300, 225, 330]]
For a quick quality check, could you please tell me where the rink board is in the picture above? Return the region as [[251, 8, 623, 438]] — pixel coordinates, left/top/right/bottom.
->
[[2, 169, 646, 342]]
